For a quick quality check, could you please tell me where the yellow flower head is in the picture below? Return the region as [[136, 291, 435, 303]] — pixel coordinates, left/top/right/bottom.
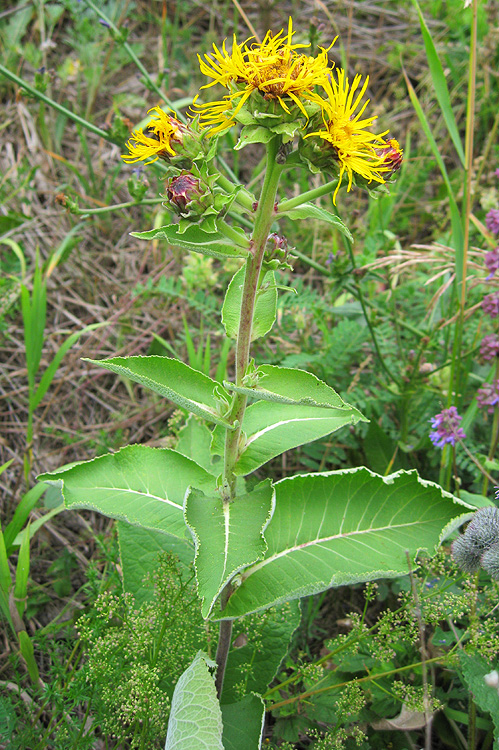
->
[[305, 69, 390, 203], [122, 107, 183, 164], [193, 18, 335, 134]]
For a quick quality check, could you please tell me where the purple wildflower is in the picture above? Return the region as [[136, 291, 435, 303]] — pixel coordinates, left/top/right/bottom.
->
[[476, 380, 499, 414], [429, 406, 466, 448], [480, 334, 499, 361], [482, 292, 499, 319], [486, 209, 499, 235], [495, 169, 499, 179], [485, 247, 499, 278]]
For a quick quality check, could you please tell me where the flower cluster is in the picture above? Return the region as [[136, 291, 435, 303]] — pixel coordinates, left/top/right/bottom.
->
[[486, 208, 499, 235], [480, 334, 499, 361], [482, 292, 499, 319], [484, 247, 499, 277], [121, 19, 402, 206], [476, 380, 499, 414], [429, 406, 466, 448]]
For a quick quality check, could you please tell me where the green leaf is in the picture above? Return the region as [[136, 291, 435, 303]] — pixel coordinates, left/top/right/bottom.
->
[[39, 445, 215, 541], [225, 365, 351, 407], [459, 652, 499, 747], [0, 526, 13, 631], [176, 415, 219, 476], [221, 694, 265, 750], [221, 468, 473, 618], [14, 527, 30, 619], [235, 125, 274, 150], [117, 522, 194, 605], [222, 268, 277, 341], [185, 480, 274, 619], [3, 482, 47, 554], [84, 356, 232, 428], [131, 223, 250, 260], [223, 600, 300, 703], [18, 631, 40, 687], [412, 0, 465, 166], [165, 652, 223, 750], [212, 398, 367, 476], [278, 203, 353, 241]]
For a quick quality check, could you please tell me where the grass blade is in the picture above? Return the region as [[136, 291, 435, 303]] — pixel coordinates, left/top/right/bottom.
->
[[403, 67, 464, 277], [412, 0, 465, 166]]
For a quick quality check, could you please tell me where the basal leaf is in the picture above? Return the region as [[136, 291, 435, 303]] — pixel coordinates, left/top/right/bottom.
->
[[212, 398, 367, 475], [165, 652, 223, 750], [39, 445, 215, 541], [221, 468, 473, 618], [222, 267, 277, 341], [132, 223, 249, 260], [84, 356, 232, 427], [184, 479, 274, 619]]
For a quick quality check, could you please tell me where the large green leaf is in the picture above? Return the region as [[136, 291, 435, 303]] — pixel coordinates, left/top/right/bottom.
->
[[165, 652, 223, 750], [223, 600, 300, 703], [117, 522, 194, 605], [84, 356, 232, 427], [212, 398, 366, 475], [221, 695, 265, 750], [132, 223, 250, 260], [221, 468, 473, 619], [225, 364, 350, 407], [184, 480, 274, 619], [278, 203, 353, 241], [222, 267, 277, 341], [39, 445, 215, 541]]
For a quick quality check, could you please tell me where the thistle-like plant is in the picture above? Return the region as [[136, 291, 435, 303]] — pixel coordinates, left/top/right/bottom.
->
[[40, 19, 473, 747]]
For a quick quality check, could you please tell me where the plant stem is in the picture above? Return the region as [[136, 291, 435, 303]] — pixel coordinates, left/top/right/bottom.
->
[[0, 64, 111, 141], [223, 137, 283, 495], [277, 177, 339, 212], [214, 137, 283, 700], [81, 0, 184, 121]]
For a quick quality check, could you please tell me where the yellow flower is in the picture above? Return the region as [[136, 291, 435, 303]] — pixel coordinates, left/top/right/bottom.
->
[[305, 69, 390, 203], [193, 18, 335, 133], [121, 107, 182, 164]]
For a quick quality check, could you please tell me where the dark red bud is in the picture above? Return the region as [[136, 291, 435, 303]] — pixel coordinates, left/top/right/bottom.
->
[[166, 173, 202, 214]]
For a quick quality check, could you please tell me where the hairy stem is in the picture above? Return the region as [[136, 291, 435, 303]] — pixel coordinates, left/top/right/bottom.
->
[[214, 137, 283, 699], [223, 137, 283, 496]]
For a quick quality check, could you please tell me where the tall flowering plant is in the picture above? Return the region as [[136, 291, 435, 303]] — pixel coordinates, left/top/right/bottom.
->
[[41, 20, 472, 745]]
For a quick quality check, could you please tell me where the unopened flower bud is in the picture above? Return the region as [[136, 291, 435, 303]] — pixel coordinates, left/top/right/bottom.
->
[[166, 173, 203, 215], [376, 139, 403, 177]]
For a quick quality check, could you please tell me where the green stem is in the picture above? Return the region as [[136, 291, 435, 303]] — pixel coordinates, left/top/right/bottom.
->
[[223, 137, 283, 495], [0, 64, 111, 141], [266, 654, 446, 712], [344, 237, 402, 387], [277, 177, 339, 213], [81, 0, 185, 122], [68, 197, 165, 216], [214, 138, 283, 700], [482, 358, 499, 496]]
